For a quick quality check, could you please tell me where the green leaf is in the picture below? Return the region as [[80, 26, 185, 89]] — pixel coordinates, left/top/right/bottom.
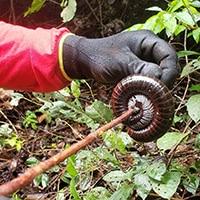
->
[[24, 0, 46, 16], [181, 59, 200, 77], [192, 28, 200, 43], [79, 174, 92, 191], [5, 134, 23, 151], [157, 132, 188, 152], [61, 0, 77, 22], [192, 0, 200, 8], [108, 184, 134, 200], [146, 6, 163, 12], [83, 187, 111, 200], [143, 13, 165, 34], [183, 175, 200, 195], [12, 193, 22, 200], [60, 171, 71, 184], [189, 84, 200, 92], [163, 13, 177, 36], [69, 178, 81, 200], [151, 171, 181, 199], [168, 0, 184, 12], [33, 175, 42, 187], [23, 111, 38, 130], [44, 99, 98, 129], [175, 11, 195, 26], [10, 92, 24, 106], [195, 134, 200, 149], [66, 155, 78, 178], [174, 24, 186, 36], [103, 130, 132, 153], [186, 94, 200, 122], [71, 80, 80, 98], [75, 150, 99, 171], [26, 157, 39, 166], [134, 174, 152, 200], [94, 147, 119, 165], [33, 173, 49, 188], [173, 114, 187, 124], [0, 123, 12, 136], [56, 189, 66, 200], [85, 100, 113, 123], [103, 170, 127, 187], [177, 50, 200, 58], [41, 173, 49, 188], [147, 161, 167, 181]]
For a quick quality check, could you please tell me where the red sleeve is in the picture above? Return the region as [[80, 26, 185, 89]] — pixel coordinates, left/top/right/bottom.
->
[[0, 21, 71, 92]]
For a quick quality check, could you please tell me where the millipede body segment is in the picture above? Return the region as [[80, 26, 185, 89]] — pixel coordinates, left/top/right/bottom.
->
[[111, 75, 174, 142]]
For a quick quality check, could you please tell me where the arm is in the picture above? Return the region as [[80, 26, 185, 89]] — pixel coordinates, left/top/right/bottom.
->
[[0, 21, 71, 92], [0, 21, 179, 92]]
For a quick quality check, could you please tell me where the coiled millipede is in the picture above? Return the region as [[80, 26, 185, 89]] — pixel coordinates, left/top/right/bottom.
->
[[111, 75, 175, 142]]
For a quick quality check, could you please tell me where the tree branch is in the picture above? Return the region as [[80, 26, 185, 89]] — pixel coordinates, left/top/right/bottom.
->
[[0, 109, 133, 196]]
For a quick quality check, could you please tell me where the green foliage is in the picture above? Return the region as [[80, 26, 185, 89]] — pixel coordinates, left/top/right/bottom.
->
[[24, 0, 46, 16], [25, 0, 77, 22], [127, 0, 200, 37], [34, 86, 113, 130], [103, 130, 133, 153], [183, 174, 200, 194], [23, 110, 38, 130], [12, 193, 22, 200], [151, 171, 181, 199], [56, 189, 65, 200], [157, 132, 188, 153], [189, 84, 200, 91], [61, 0, 77, 22], [127, 0, 200, 84], [26, 157, 50, 189], [83, 187, 111, 200], [186, 94, 200, 122], [17, 0, 200, 199], [108, 183, 134, 200], [195, 134, 200, 149], [181, 58, 200, 77], [4, 134, 23, 151], [0, 123, 23, 151], [33, 173, 49, 188]]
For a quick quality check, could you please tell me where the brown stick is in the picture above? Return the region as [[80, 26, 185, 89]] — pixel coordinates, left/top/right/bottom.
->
[[0, 109, 133, 196]]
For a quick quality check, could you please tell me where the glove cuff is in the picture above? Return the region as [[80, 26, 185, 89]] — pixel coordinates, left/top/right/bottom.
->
[[62, 34, 94, 80], [58, 33, 75, 82]]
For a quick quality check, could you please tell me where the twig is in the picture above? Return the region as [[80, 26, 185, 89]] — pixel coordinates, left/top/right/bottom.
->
[[84, 0, 100, 23], [0, 109, 133, 196], [175, 29, 190, 115], [174, 75, 190, 115], [97, 0, 105, 37], [9, 0, 16, 24], [0, 110, 18, 135], [82, 80, 95, 101], [167, 132, 190, 167]]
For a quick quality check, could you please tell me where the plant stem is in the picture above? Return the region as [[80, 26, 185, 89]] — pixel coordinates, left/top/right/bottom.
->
[[0, 109, 133, 196]]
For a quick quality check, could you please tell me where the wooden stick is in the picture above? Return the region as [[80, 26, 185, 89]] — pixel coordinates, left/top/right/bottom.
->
[[0, 109, 133, 196]]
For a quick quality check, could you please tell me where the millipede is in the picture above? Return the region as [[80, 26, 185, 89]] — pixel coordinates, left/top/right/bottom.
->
[[111, 75, 175, 142]]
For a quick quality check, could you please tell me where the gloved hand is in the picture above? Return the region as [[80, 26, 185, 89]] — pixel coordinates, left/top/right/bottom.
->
[[62, 30, 179, 88]]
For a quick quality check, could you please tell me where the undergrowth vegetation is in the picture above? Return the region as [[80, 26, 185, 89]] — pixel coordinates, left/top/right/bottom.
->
[[0, 0, 200, 199]]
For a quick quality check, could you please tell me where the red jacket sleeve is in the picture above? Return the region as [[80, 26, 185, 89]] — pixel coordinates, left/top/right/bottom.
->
[[0, 21, 71, 92]]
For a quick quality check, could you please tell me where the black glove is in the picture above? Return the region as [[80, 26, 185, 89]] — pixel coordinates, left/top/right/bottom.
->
[[62, 30, 179, 88]]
